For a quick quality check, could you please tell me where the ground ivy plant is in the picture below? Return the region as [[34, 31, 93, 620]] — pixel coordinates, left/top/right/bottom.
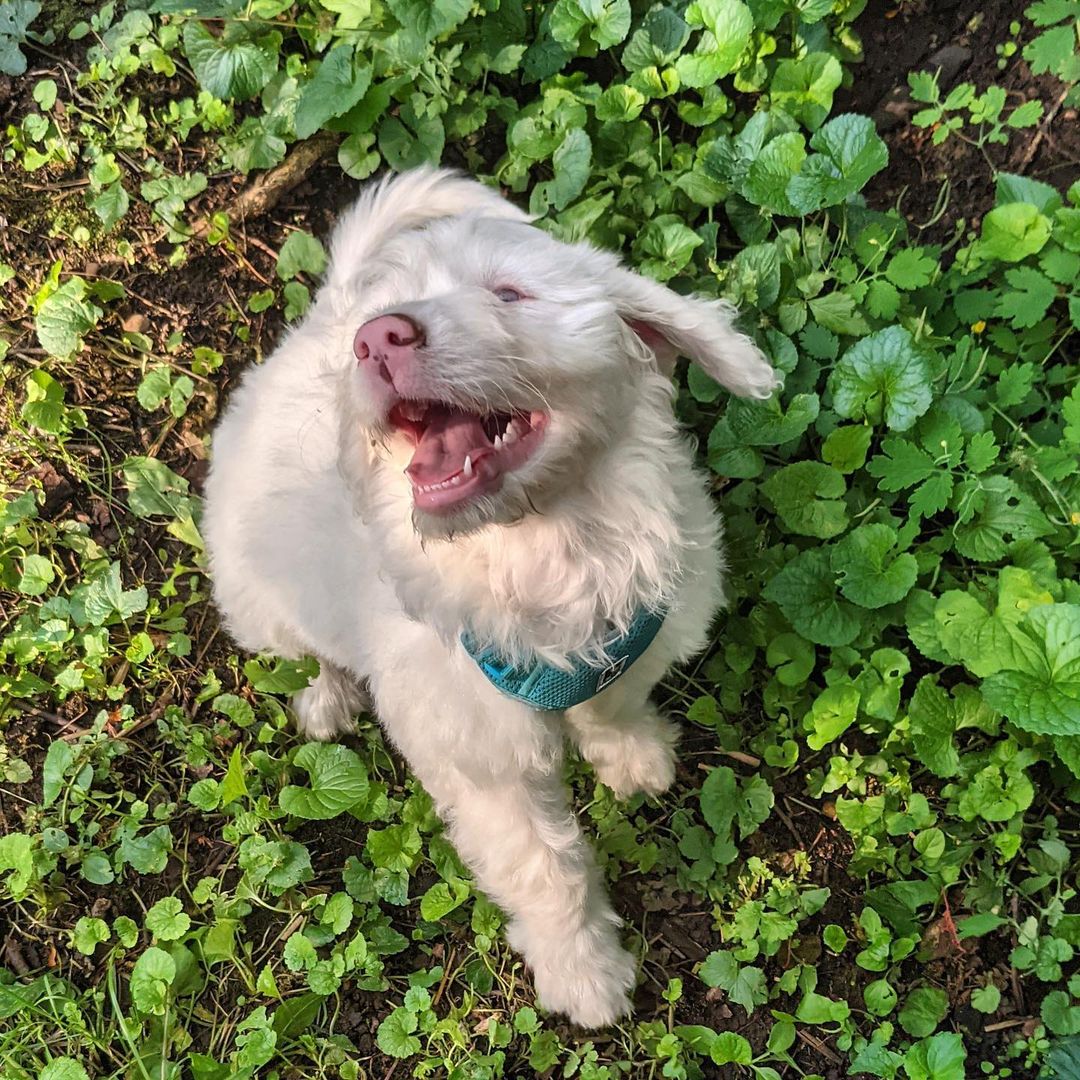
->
[[2, 1, 1079, 1078]]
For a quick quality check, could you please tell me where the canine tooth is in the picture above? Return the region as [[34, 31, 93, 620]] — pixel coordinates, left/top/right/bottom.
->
[[503, 424, 518, 445], [463, 455, 473, 478], [493, 434, 503, 450]]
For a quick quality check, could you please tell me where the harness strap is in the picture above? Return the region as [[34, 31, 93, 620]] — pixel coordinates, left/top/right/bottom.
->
[[460, 608, 666, 711]]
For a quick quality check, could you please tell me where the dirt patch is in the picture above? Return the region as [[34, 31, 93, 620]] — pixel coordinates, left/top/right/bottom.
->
[[838, 0, 1080, 243]]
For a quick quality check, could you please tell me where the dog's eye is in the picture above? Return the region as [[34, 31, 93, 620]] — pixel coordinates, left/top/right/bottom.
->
[[493, 286, 524, 303]]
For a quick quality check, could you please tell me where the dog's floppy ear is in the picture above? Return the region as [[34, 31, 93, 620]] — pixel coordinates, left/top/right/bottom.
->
[[326, 167, 529, 294], [610, 267, 779, 399]]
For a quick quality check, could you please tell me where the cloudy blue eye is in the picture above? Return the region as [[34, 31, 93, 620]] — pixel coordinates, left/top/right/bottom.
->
[[493, 286, 524, 303]]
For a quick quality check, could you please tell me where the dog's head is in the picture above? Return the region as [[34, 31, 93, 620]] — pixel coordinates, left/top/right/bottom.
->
[[327, 168, 778, 539]]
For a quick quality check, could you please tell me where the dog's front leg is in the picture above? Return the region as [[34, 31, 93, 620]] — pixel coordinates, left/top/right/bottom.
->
[[564, 656, 679, 800], [409, 749, 637, 1027]]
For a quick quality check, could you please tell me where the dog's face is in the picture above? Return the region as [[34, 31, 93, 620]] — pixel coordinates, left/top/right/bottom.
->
[[334, 171, 777, 539]]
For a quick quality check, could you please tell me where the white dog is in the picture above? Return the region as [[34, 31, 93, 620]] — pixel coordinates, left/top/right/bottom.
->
[[202, 168, 776, 1027]]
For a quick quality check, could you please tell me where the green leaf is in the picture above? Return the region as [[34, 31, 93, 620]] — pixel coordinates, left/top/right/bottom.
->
[[797, 990, 850, 1024], [130, 947, 176, 1015], [594, 84, 645, 122], [761, 461, 848, 538], [977, 202, 1052, 262], [831, 523, 918, 608], [366, 824, 421, 874], [280, 743, 369, 820], [743, 132, 806, 215], [787, 113, 888, 213], [276, 231, 327, 281], [763, 548, 860, 647], [622, 6, 689, 71], [710, 1031, 752, 1066], [121, 456, 195, 521], [1024, 23, 1080, 79], [770, 53, 842, 130], [700, 765, 737, 839], [867, 435, 935, 489], [18, 553, 54, 596], [71, 916, 110, 956], [21, 370, 81, 434], [119, 825, 172, 875], [35, 277, 102, 357], [830, 326, 932, 431], [982, 604, 1080, 735], [970, 983, 1001, 1014], [636, 214, 702, 280], [376, 1007, 421, 1058], [420, 879, 470, 922], [187, 779, 221, 811], [221, 746, 248, 806], [685, 0, 753, 75], [863, 978, 898, 1016], [765, 632, 815, 687], [550, 128, 591, 211], [898, 987, 949, 1038], [996, 171, 1062, 213], [282, 932, 316, 971], [386, 0, 471, 41], [84, 563, 148, 625], [294, 46, 372, 139], [806, 684, 860, 750], [952, 475, 1052, 561], [907, 678, 974, 778], [145, 897, 191, 942], [698, 951, 767, 1014], [995, 267, 1058, 329], [137, 366, 174, 412], [214, 693, 256, 728], [821, 424, 872, 473], [243, 656, 320, 694], [885, 247, 936, 289], [90, 181, 129, 229], [338, 132, 380, 180], [38, 1061, 90, 1080], [903, 1032, 966, 1080], [183, 21, 278, 102], [0, 1, 40, 76], [724, 392, 819, 446], [1043, 991, 1080, 1035]]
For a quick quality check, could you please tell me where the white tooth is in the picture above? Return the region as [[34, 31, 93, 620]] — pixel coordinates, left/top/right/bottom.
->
[[450, 475, 461, 485], [503, 425, 518, 445], [463, 455, 473, 478], [493, 434, 503, 450]]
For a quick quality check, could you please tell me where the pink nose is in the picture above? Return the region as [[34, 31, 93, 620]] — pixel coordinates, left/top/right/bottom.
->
[[353, 314, 425, 385]]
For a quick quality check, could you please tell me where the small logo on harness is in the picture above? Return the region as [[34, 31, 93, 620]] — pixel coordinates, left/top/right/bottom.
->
[[596, 654, 629, 691]]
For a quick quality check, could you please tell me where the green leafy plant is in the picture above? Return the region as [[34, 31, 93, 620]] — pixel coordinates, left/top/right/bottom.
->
[[2, 1, 1080, 1078]]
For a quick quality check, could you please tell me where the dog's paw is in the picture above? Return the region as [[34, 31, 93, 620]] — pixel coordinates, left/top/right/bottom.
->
[[593, 718, 677, 800], [530, 934, 637, 1028], [291, 668, 369, 741]]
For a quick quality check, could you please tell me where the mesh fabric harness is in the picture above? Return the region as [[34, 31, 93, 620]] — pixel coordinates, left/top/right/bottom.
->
[[460, 608, 666, 711]]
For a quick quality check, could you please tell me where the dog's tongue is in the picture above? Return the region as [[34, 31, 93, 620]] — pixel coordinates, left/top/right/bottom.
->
[[406, 405, 488, 484]]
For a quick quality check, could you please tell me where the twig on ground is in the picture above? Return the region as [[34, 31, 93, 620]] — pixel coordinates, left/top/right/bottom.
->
[[985, 1018, 1033, 1032], [189, 132, 338, 241], [1013, 84, 1070, 173]]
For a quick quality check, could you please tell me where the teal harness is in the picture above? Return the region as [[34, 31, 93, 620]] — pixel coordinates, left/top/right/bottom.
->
[[460, 608, 666, 711]]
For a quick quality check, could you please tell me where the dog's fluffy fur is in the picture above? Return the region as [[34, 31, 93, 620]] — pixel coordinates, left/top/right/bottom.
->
[[203, 168, 777, 1027]]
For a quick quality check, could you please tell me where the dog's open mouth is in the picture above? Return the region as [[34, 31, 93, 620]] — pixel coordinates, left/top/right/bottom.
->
[[387, 400, 548, 512]]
